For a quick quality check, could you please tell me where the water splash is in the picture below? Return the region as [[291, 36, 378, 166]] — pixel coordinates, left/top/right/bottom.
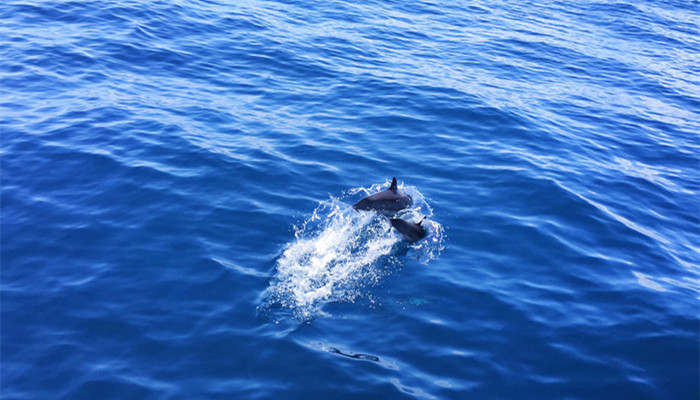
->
[[260, 182, 445, 323]]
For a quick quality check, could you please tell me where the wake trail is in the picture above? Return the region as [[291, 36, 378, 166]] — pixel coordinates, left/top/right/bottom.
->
[[260, 182, 445, 323]]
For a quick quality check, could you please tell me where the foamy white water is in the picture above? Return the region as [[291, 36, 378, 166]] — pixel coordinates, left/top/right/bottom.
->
[[262, 182, 445, 322]]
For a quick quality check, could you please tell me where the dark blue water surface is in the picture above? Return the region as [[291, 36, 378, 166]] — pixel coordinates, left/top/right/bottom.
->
[[2, 0, 699, 398]]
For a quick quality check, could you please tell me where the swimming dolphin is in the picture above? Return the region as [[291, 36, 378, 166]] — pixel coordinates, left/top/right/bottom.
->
[[390, 217, 426, 242], [353, 177, 412, 214]]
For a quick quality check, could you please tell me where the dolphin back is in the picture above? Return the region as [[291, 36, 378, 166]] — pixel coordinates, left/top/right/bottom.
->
[[353, 177, 412, 214], [390, 217, 426, 242]]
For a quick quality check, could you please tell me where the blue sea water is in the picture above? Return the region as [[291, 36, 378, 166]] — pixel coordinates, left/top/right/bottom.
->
[[1, 0, 699, 398]]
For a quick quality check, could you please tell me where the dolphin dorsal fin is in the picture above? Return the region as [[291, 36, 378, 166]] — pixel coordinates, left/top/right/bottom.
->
[[418, 216, 426, 226], [390, 177, 398, 191]]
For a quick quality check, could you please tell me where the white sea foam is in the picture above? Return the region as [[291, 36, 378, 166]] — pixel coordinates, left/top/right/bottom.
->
[[261, 182, 445, 322]]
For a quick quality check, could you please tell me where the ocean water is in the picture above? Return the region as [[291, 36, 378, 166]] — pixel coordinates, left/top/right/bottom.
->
[[1, 0, 699, 398]]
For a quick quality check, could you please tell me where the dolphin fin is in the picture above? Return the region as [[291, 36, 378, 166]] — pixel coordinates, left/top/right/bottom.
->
[[390, 177, 398, 191], [418, 216, 426, 226]]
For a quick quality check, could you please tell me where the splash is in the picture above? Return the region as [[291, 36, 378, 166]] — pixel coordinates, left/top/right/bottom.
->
[[261, 182, 445, 323]]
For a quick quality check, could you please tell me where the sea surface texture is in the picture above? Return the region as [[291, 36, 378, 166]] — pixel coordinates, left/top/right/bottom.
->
[[2, 0, 699, 399]]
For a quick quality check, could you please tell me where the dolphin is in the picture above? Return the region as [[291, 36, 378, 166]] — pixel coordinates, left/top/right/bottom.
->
[[390, 217, 426, 242], [353, 177, 412, 214]]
